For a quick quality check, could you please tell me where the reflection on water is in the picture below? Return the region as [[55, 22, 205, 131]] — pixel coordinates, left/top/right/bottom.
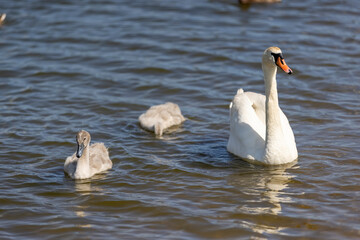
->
[[72, 178, 106, 229], [73, 181, 93, 226], [73, 179, 104, 195], [228, 162, 297, 235], [75, 205, 92, 229]]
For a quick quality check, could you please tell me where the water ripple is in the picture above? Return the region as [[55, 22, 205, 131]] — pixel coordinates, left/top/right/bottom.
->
[[1, 0, 360, 239]]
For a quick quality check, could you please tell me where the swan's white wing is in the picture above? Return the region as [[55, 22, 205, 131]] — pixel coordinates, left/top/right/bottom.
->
[[244, 91, 266, 126], [227, 89, 266, 161]]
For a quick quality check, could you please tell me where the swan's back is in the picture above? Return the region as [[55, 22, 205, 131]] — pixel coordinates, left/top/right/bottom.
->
[[139, 102, 185, 136]]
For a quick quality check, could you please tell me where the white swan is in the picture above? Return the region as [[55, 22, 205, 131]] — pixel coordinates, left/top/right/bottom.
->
[[64, 130, 113, 179], [227, 47, 298, 165], [139, 102, 185, 136]]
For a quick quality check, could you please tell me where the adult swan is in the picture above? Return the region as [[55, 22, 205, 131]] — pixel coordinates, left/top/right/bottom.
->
[[227, 47, 298, 165]]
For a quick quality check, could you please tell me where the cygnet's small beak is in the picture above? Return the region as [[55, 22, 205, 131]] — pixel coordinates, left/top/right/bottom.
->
[[276, 57, 293, 75], [76, 143, 85, 158]]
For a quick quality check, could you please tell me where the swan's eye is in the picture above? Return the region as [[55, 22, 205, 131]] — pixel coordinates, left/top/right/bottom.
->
[[271, 53, 279, 61], [84, 137, 86, 141], [271, 52, 284, 64]]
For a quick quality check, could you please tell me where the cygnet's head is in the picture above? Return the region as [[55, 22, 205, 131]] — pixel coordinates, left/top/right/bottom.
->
[[76, 130, 91, 158], [262, 46, 293, 74]]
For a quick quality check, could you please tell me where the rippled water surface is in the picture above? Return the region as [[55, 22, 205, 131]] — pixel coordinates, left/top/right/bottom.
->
[[1, 0, 360, 239]]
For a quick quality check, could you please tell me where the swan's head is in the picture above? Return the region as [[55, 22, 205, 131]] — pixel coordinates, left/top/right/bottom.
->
[[262, 47, 293, 74], [76, 130, 91, 158]]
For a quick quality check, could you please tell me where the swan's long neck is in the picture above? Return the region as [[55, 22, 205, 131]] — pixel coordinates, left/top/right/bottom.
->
[[263, 64, 283, 161], [75, 145, 90, 178]]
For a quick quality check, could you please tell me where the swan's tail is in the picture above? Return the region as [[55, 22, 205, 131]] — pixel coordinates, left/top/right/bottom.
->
[[236, 88, 244, 95], [154, 122, 163, 136], [229, 88, 244, 110]]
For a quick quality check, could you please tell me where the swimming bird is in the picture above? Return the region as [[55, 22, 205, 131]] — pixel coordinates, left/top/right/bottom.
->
[[139, 102, 185, 136], [227, 47, 298, 165], [0, 13, 6, 24], [64, 130, 112, 179]]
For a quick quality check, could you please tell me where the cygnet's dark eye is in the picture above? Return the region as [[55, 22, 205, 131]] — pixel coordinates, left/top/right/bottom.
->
[[83, 137, 86, 141]]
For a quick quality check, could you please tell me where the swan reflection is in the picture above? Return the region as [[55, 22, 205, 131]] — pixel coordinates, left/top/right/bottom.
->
[[227, 161, 297, 234], [71, 178, 105, 229]]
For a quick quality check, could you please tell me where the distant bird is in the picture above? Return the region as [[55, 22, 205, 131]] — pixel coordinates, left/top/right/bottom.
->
[[239, 0, 281, 3], [64, 130, 112, 179], [227, 47, 297, 165], [139, 102, 185, 136], [0, 13, 6, 24]]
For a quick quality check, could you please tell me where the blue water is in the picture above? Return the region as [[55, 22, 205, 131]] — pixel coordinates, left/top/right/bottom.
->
[[1, 0, 360, 239]]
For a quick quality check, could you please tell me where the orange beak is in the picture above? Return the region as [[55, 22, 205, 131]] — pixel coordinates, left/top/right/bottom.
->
[[276, 57, 293, 74]]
